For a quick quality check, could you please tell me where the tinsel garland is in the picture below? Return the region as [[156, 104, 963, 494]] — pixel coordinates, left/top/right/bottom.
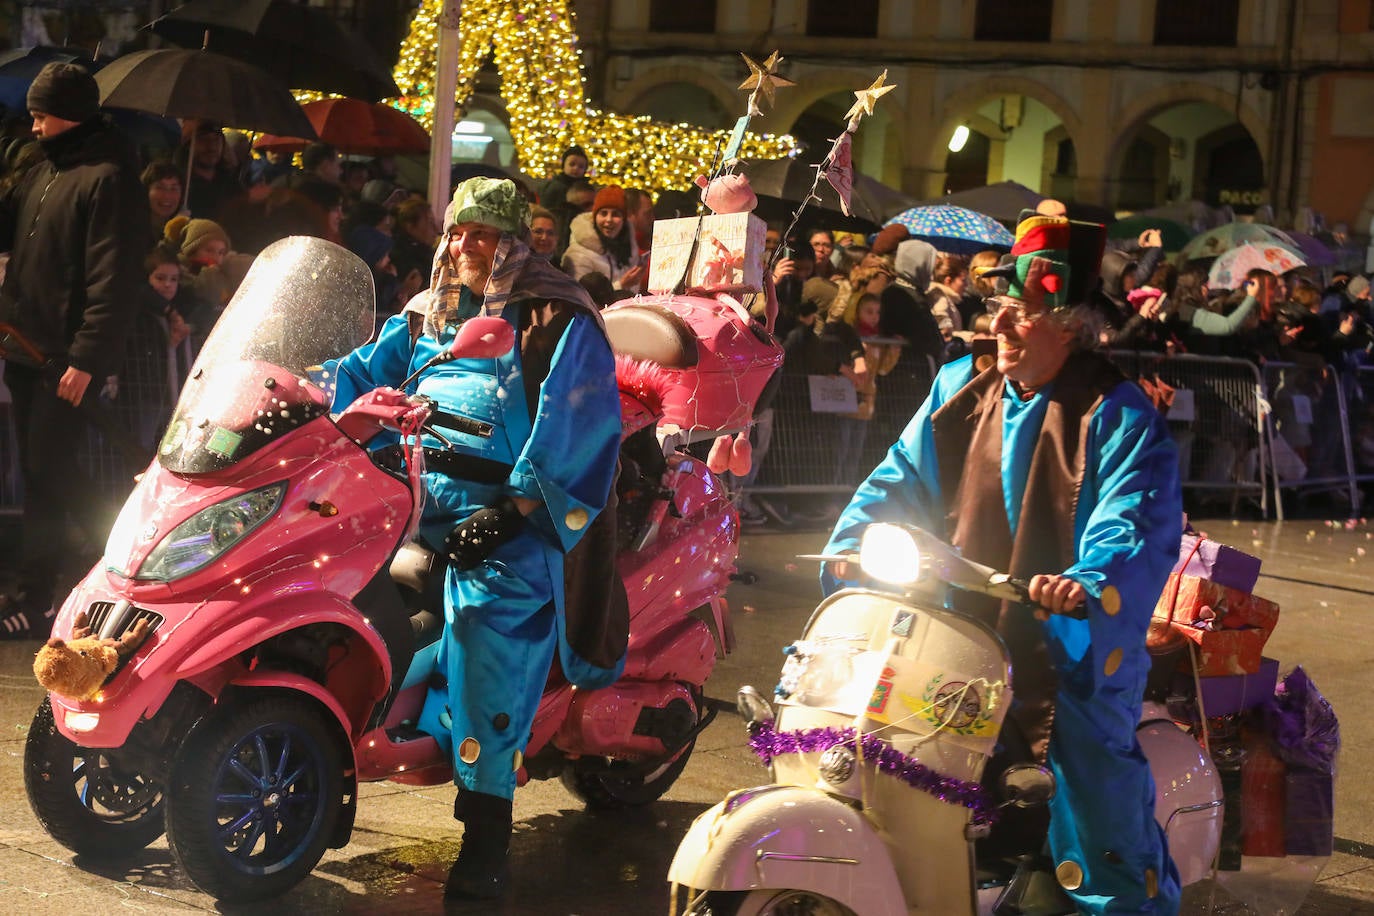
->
[[748, 719, 999, 827]]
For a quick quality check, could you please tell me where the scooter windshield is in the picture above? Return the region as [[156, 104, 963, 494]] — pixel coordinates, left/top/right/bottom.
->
[[158, 237, 376, 474]]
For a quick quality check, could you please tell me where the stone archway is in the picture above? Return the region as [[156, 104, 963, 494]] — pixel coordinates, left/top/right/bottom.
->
[[1105, 82, 1270, 212], [613, 66, 740, 129], [919, 77, 1083, 200]]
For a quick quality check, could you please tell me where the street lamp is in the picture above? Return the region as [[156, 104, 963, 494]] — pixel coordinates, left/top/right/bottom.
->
[[948, 125, 970, 153]]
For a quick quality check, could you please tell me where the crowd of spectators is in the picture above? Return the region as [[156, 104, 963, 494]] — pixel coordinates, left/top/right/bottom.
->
[[3, 99, 1373, 609]]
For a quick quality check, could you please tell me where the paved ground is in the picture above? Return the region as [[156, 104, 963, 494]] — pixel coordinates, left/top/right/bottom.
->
[[1, 516, 1373, 914]]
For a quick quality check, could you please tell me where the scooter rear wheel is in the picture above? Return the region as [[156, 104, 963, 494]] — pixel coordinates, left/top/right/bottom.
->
[[23, 697, 166, 858], [689, 890, 858, 916], [164, 693, 344, 902], [560, 695, 698, 809]]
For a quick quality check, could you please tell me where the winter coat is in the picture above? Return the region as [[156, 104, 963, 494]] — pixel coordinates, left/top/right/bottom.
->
[[927, 280, 965, 339], [561, 212, 642, 292], [0, 117, 149, 379]]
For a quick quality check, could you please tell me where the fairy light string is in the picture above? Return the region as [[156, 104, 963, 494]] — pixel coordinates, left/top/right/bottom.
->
[[392, 0, 796, 192], [768, 69, 896, 272]]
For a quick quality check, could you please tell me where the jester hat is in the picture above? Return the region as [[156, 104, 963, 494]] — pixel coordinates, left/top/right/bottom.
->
[[977, 210, 1107, 310], [977, 212, 1072, 309]]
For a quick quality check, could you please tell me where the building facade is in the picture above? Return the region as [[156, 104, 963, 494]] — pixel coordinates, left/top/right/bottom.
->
[[564, 0, 1374, 232]]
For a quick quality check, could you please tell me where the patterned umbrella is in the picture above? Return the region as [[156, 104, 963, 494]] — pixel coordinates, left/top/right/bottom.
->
[[1181, 222, 1298, 261], [1207, 242, 1306, 291], [1279, 230, 1337, 267], [886, 205, 1014, 256]]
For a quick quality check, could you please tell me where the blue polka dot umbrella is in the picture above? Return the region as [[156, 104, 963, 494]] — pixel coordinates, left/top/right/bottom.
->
[[886, 205, 1015, 256]]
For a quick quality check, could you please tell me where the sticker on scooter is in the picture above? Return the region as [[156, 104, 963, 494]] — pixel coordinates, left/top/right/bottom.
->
[[890, 609, 914, 637], [206, 427, 242, 459], [866, 665, 896, 715], [906, 672, 1003, 738]]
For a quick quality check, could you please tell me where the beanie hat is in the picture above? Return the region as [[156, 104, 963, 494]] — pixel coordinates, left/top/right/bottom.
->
[[347, 225, 392, 270], [592, 185, 626, 214], [1348, 275, 1370, 299], [872, 223, 910, 256], [166, 216, 231, 258], [444, 176, 527, 234], [26, 62, 99, 123]]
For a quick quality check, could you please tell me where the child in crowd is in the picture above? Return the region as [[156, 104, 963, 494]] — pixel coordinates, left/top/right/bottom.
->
[[835, 293, 901, 482], [164, 214, 239, 351], [107, 244, 193, 467]]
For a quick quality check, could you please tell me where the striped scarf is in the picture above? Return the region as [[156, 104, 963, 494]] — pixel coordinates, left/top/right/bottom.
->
[[414, 234, 604, 338]]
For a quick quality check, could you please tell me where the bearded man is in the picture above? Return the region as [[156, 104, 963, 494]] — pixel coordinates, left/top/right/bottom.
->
[[331, 177, 626, 899]]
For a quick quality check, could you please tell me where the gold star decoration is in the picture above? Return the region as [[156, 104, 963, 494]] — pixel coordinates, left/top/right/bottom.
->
[[843, 69, 896, 124], [738, 50, 795, 116]]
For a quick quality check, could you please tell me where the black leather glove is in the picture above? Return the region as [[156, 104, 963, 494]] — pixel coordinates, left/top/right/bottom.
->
[[443, 496, 524, 570]]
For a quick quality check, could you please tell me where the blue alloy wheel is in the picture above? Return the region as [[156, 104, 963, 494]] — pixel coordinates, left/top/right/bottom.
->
[[165, 694, 344, 901]]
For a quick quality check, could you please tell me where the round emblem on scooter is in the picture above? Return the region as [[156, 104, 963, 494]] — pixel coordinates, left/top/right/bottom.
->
[[817, 745, 857, 785]]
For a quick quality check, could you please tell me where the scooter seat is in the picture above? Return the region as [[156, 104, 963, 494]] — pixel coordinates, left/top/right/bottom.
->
[[603, 304, 699, 368]]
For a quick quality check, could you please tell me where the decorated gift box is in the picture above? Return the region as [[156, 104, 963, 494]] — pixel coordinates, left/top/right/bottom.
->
[[1196, 656, 1280, 716], [1155, 572, 1280, 635], [1173, 534, 1261, 593], [648, 212, 767, 295], [1171, 625, 1269, 677]]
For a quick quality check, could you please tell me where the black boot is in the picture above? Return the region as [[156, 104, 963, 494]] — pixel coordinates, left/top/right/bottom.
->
[[445, 789, 512, 900]]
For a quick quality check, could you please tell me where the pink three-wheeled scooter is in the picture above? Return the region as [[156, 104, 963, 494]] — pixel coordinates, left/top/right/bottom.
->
[[24, 237, 781, 901]]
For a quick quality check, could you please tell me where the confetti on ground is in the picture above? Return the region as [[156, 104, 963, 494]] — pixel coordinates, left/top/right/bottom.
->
[[1320, 601, 1329, 608], [784, 563, 798, 573], [742, 605, 756, 614]]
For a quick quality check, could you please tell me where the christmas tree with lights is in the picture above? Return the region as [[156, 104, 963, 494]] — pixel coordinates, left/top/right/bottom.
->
[[393, 0, 795, 192]]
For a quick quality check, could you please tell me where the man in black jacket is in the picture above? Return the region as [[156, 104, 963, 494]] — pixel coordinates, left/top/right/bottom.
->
[[0, 62, 149, 638]]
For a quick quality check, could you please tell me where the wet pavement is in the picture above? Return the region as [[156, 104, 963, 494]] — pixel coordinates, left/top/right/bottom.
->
[[2, 518, 1374, 914]]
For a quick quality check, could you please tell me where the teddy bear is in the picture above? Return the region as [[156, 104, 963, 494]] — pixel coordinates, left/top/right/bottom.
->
[[33, 610, 151, 701]]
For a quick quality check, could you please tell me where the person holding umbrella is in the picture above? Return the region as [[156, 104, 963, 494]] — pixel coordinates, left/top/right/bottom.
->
[[0, 62, 148, 638]]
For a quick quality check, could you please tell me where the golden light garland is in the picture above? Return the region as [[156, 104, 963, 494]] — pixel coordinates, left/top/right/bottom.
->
[[392, 0, 796, 193]]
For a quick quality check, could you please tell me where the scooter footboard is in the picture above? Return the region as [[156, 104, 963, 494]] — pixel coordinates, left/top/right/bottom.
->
[[668, 785, 906, 916]]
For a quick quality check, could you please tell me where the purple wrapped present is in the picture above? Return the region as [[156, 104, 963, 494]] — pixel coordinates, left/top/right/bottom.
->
[[1284, 767, 1334, 856], [1197, 657, 1280, 717], [1174, 534, 1261, 593]]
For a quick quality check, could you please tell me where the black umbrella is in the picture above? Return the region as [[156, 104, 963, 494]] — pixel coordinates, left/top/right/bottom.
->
[[95, 48, 316, 139], [146, 0, 400, 102]]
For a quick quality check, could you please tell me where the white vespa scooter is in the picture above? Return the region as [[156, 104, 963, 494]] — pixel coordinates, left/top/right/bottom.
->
[[669, 524, 1224, 916]]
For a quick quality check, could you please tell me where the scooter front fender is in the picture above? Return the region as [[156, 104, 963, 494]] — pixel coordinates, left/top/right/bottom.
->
[[668, 785, 906, 916]]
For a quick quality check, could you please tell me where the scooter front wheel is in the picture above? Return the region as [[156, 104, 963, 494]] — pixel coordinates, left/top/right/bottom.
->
[[164, 693, 344, 902], [23, 697, 166, 858], [688, 890, 858, 916]]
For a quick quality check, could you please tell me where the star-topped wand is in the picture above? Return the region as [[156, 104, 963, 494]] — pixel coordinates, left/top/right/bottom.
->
[[768, 69, 897, 271]]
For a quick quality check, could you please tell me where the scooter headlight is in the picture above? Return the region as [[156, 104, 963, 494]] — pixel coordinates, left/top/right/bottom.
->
[[858, 524, 922, 586], [817, 745, 857, 786], [134, 483, 287, 582]]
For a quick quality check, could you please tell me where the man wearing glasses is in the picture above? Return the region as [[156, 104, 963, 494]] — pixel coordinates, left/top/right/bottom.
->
[[823, 213, 1184, 914]]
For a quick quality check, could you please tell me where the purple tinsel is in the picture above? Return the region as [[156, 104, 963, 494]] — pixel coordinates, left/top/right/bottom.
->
[[749, 720, 999, 827]]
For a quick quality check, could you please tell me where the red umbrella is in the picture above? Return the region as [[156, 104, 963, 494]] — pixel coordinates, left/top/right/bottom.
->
[[254, 98, 429, 156]]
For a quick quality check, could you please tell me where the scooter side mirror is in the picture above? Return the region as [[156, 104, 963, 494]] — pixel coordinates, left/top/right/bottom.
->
[[999, 764, 1056, 808], [450, 316, 515, 360], [736, 685, 774, 728]]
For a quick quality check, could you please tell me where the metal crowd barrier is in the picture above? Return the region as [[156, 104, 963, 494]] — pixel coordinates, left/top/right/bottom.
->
[[751, 348, 936, 494], [1108, 351, 1271, 519], [9, 347, 1365, 523], [1260, 360, 1358, 515], [752, 348, 1274, 518]]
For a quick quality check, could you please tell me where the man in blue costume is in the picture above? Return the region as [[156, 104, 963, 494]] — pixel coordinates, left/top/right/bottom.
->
[[331, 177, 626, 899], [823, 213, 1183, 914]]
